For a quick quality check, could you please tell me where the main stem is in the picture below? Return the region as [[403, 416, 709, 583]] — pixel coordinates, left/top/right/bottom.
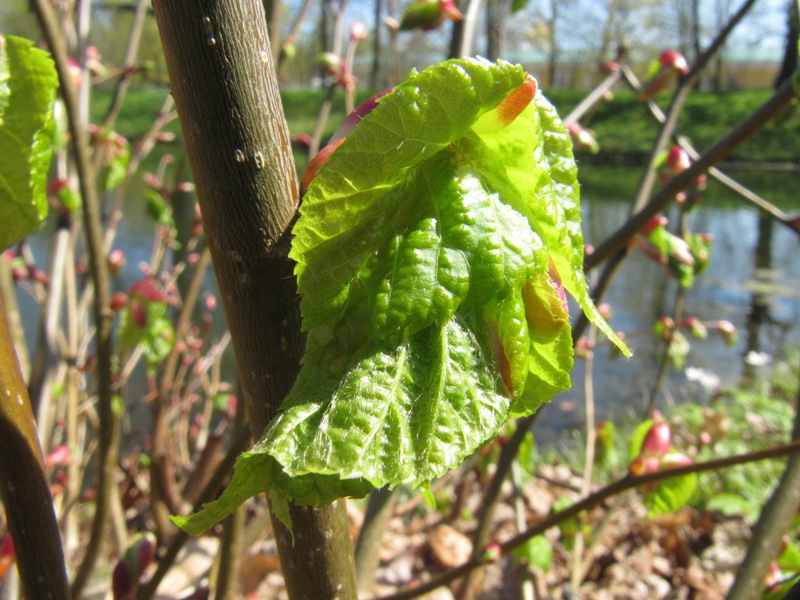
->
[[152, 1, 357, 598]]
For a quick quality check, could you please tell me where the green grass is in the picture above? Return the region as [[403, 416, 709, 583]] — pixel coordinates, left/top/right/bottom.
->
[[545, 88, 800, 164]]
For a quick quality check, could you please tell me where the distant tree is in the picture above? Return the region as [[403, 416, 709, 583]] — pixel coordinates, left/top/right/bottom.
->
[[485, 0, 512, 59]]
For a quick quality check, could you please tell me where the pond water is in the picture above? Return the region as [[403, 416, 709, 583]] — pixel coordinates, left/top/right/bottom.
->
[[534, 164, 800, 446], [18, 163, 800, 446]]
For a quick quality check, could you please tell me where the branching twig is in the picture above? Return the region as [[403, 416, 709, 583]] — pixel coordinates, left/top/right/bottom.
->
[[374, 440, 800, 600], [563, 68, 623, 126], [572, 0, 768, 342], [584, 77, 799, 272], [455, 412, 539, 600], [100, 0, 150, 128], [137, 424, 252, 600], [620, 66, 800, 235], [32, 0, 119, 594]]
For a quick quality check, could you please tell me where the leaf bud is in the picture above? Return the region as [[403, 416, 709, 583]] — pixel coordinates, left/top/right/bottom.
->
[[641, 420, 672, 457]]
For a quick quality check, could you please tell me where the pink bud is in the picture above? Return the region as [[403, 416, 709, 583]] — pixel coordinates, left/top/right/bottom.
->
[[350, 21, 368, 41], [716, 320, 738, 347], [666, 146, 691, 174], [66, 57, 82, 88], [112, 559, 133, 600], [566, 123, 599, 153], [573, 336, 591, 358], [108, 249, 126, 275], [660, 49, 689, 74], [641, 420, 671, 457], [129, 278, 171, 303], [45, 445, 72, 468], [78, 355, 96, 373], [601, 60, 620, 74], [47, 178, 69, 195], [29, 267, 49, 286], [155, 132, 176, 143], [681, 316, 708, 339], [227, 395, 238, 419], [384, 16, 400, 30], [655, 316, 675, 340], [319, 52, 343, 76], [439, 0, 463, 21], [291, 133, 312, 149], [597, 303, 612, 321], [204, 292, 217, 312]]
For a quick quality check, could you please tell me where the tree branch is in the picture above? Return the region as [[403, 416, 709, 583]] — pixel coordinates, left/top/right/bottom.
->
[[0, 298, 69, 599]]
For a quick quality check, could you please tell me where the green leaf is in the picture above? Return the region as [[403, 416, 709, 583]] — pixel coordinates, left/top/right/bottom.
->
[[705, 492, 752, 518], [176, 58, 628, 534], [511, 0, 530, 12], [514, 534, 552, 572], [779, 539, 800, 572], [0, 36, 58, 250], [142, 315, 174, 370], [262, 318, 509, 489], [99, 132, 130, 192], [646, 471, 697, 516], [629, 419, 654, 462]]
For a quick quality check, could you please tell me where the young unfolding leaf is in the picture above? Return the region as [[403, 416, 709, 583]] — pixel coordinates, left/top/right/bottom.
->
[[176, 57, 629, 533]]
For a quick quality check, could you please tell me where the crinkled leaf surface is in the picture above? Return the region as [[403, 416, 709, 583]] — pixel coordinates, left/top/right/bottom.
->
[[0, 36, 57, 250], [177, 58, 629, 533]]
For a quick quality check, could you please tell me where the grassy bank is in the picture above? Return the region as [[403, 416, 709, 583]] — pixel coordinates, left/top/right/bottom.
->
[[92, 85, 799, 166], [544, 88, 799, 166]]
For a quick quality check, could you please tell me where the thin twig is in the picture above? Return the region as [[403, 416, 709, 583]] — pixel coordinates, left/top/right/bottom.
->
[[620, 67, 800, 234], [563, 68, 623, 126], [31, 0, 118, 595], [455, 413, 539, 600], [374, 440, 800, 600], [100, 0, 150, 128], [584, 77, 799, 271], [570, 324, 597, 589], [137, 423, 252, 600]]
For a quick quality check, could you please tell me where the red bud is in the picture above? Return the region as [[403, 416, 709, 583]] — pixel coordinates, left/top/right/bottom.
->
[[659, 49, 689, 74], [641, 420, 672, 457], [108, 249, 126, 275], [666, 146, 690, 174], [300, 138, 345, 197]]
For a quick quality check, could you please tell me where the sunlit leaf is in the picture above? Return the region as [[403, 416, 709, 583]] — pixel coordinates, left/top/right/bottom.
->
[[176, 57, 628, 534], [0, 36, 57, 250]]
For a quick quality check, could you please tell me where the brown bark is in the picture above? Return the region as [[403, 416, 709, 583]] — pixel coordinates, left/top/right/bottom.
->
[[152, 1, 357, 598]]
